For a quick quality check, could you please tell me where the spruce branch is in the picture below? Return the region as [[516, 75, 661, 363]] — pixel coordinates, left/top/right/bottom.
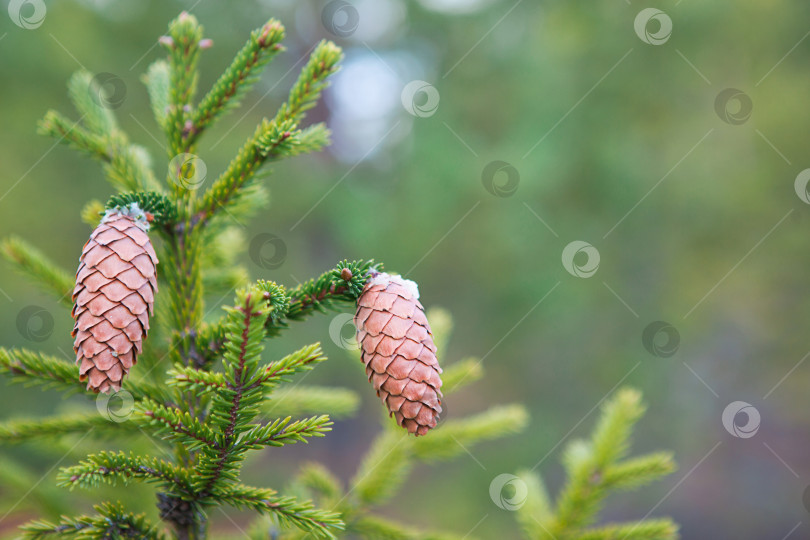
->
[[38, 71, 160, 192], [197, 260, 375, 364], [105, 191, 178, 229], [22, 502, 168, 540], [163, 226, 205, 367], [168, 364, 228, 393], [255, 119, 331, 158], [515, 470, 554, 540], [574, 519, 679, 540], [143, 60, 171, 130], [272, 40, 342, 126], [106, 140, 161, 192], [67, 70, 117, 135], [258, 343, 327, 389], [139, 400, 222, 452], [195, 40, 342, 224], [0, 347, 96, 395], [0, 348, 167, 402], [601, 452, 676, 492], [262, 259, 376, 335], [37, 113, 159, 193], [196, 286, 271, 493], [188, 19, 286, 147], [1, 236, 74, 307], [0, 413, 141, 443], [283, 260, 376, 321], [38, 110, 108, 160], [237, 415, 332, 449], [411, 404, 529, 461], [552, 391, 645, 534], [293, 463, 342, 505], [80, 199, 105, 227], [58, 451, 194, 495], [215, 484, 343, 539], [163, 11, 204, 156], [351, 515, 471, 540], [255, 278, 292, 324], [516, 388, 678, 540], [590, 388, 644, 466], [350, 430, 412, 507], [193, 119, 269, 223]]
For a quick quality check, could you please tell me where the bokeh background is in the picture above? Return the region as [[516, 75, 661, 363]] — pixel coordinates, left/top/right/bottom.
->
[[2, 0, 810, 538]]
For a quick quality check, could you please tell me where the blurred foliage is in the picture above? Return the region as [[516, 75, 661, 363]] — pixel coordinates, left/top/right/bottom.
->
[[1, 0, 809, 538]]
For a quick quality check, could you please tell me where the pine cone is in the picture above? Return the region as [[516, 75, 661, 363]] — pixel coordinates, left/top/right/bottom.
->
[[354, 273, 442, 436], [72, 205, 158, 393]]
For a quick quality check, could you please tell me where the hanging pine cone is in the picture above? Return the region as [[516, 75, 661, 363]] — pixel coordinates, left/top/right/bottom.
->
[[354, 273, 442, 436], [72, 203, 158, 393]]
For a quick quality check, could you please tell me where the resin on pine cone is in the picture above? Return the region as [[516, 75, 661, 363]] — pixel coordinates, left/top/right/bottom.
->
[[354, 272, 442, 436], [72, 203, 158, 393]]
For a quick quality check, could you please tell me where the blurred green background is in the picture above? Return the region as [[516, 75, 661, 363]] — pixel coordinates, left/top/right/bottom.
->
[[2, 0, 810, 537]]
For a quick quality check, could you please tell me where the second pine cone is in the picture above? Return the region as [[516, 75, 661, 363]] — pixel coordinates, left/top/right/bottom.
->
[[354, 273, 443, 436]]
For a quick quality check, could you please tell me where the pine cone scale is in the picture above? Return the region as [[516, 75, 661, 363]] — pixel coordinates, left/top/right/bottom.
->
[[136, 283, 155, 304], [123, 321, 143, 342], [386, 357, 411, 379], [363, 311, 393, 335], [401, 381, 426, 401], [80, 338, 106, 357], [121, 293, 148, 315], [392, 338, 421, 359], [95, 256, 131, 278], [91, 227, 118, 242], [86, 294, 117, 316], [100, 281, 133, 302], [387, 297, 415, 318], [131, 255, 155, 276], [93, 352, 117, 371], [368, 354, 392, 373], [108, 239, 145, 261], [82, 246, 113, 267], [78, 271, 104, 293], [382, 316, 411, 339], [375, 336, 398, 356]]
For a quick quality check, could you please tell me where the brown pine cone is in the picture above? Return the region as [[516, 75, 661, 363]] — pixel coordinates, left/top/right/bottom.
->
[[354, 273, 442, 436], [72, 205, 158, 393]]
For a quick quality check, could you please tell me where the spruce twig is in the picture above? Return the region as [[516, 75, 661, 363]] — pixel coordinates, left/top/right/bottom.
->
[[197, 260, 375, 364], [0, 413, 143, 442], [0, 348, 164, 401], [22, 502, 168, 540], [195, 40, 341, 224], [187, 19, 285, 147], [515, 388, 678, 540], [38, 71, 160, 192], [163, 11, 204, 158], [1, 236, 74, 307]]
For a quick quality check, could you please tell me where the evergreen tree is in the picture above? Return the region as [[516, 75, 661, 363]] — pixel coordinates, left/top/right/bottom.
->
[[0, 12, 528, 540], [0, 11, 679, 540]]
